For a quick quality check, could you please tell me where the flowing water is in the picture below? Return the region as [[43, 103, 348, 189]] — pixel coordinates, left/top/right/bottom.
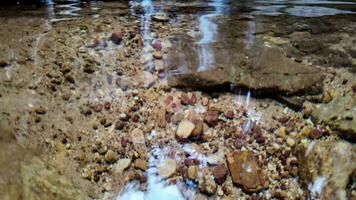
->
[[0, 0, 355, 200]]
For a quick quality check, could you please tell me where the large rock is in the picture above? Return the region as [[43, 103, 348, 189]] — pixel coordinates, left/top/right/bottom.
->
[[306, 94, 356, 141], [227, 151, 268, 193], [0, 127, 89, 200], [296, 140, 356, 200], [166, 36, 324, 95]]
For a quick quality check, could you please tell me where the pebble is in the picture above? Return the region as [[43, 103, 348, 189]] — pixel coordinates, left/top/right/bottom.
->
[[152, 51, 162, 59], [35, 106, 47, 115], [204, 110, 219, 127], [199, 171, 217, 195], [134, 159, 148, 171], [158, 159, 177, 179], [105, 150, 119, 163], [191, 119, 204, 138], [152, 40, 162, 51], [187, 165, 198, 180], [130, 128, 147, 156], [213, 165, 228, 185], [286, 137, 295, 147], [176, 120, 195, 139], [111, 31, 124, 45], [114, 158, 131, 174], [93, 104, 103, 112], [277, 126, 287, 139], [151, 12, 169, 22], [227, 151, 268, 193]]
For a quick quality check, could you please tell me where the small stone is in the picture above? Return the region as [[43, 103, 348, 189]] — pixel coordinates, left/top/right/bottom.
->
[[227, 151, 268, 193], [35, 106, 47, 115], [309, 127, 324, 139], [105, 150, 119, 163], [83, 64, 95, 73], [152, 12, 169, 22], [199, 171, 217, 195], [115, 121, 125, 130], [114, 159, 131, 174], [93, 104, 103, 112], [191, 120, 204, 138], [187, 165, 198, 180], [277, 127, 287, 139], [286, 137, 296, 147], [255, 135, 266, 143], [152, 40, 162, 51], [111, 31, 124, 45], [158, 159, 177, 179], [289, 166, 298, 177], [104, 102, 111, 110], [153, 51, 162, 59], [204, 110, 219, 127], [213, 165, 228, 185], [224, 111, 234, 119], [130, 128, 147, 156], [176, 120, 195, 140], [157, 107, 166, 128], [134, 159, 148, 171]]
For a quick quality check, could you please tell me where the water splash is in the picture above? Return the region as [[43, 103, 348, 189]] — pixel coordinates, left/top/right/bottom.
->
[[196, 0, 226, 72], [135, 0, 155, 71]]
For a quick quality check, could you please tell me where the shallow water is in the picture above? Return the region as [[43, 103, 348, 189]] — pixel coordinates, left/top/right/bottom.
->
[[0, 0, 355, 200]]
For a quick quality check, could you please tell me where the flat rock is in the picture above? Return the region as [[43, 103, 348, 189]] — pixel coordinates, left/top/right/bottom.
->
[[166, 36, 324, 95], [296, 140, 356, 199], [306, 94, 356, 142], [227, 151, 268, 193]]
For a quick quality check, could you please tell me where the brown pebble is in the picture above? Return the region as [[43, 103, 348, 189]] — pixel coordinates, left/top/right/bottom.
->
[[115, 121, 125, 130], [204, 110, 219, 127], [35, 106, 47, 115], [104, 102, 111, 110], [255, 135, 266, 144], [111, 31, 124, 45], [224, 111, 234, 119], [213, 165, 228, 185], [191, 119, 204, 138], [93, 104, 103, 112], [105, 150, 118, 163]]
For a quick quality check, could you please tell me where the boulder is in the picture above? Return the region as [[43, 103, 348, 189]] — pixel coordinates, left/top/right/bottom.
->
[[296, 140, 356, 200]]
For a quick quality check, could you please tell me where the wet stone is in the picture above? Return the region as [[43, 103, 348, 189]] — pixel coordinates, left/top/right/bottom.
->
[[158, 159, 177, 179], [134, 159, 148, 171], [227, 151, 268, 193]]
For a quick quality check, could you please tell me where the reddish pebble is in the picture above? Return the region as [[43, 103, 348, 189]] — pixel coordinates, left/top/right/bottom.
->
[[115, 121, 125, 130], [204, 110, 219, 127], [93, 104, 103, 112], [104, 102, 111, 110], [111, 31, 124, 45], [152, 40, 162, 51], [255, 134, 266, 144], [224, 111, 234, 119]]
